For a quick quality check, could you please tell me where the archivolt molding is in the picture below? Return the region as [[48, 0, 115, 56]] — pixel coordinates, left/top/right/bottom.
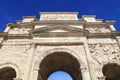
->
[[37, 47, 86, 70], [0, 63, 21, 78]]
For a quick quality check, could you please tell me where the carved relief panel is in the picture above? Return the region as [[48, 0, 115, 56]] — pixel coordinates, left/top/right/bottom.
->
[[9, 28, 31, 34], [86, 27, 111, 33], [88, 43, 120, 78]]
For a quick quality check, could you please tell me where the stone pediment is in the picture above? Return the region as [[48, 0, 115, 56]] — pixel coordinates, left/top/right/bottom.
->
[[31, 25, 86, 34]]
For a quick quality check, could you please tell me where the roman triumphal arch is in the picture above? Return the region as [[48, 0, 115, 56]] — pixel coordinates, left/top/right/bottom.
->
[[0, 12, 120, 80]]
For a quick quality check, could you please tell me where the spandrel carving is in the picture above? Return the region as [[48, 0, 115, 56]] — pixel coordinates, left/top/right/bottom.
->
[[86, 27, 110, 33], [89, 43, 120, 77], [89, 43, 120, 63]]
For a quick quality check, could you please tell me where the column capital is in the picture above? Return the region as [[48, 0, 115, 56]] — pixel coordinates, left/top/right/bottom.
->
[[14, 78, 22, 80]]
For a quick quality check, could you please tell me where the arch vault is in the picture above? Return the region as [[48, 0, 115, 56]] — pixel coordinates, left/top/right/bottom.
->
[[37, 52, 83, 80]]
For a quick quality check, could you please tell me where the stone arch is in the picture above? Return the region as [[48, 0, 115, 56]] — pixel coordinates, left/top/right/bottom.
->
[[0, 63, 21, 78], [102, 63, 120, 80], [37, 48, 85, 80], [38, 48, 86, 68], [0, 67, 16, 80]]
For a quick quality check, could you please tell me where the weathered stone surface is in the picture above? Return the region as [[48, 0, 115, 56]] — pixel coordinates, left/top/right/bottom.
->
[[0, 12, 119, 80]]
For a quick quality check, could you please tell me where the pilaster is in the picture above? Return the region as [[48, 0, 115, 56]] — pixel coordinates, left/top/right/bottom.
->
[[23, 43, 36, 80], [83, 37, 98, 80]]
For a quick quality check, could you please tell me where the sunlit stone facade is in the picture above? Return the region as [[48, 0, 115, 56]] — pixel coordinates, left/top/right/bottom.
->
[[0, 12, 120, 80]]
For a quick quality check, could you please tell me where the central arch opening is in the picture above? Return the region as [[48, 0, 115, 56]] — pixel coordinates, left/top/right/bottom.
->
[[37, 52, 83, 80], [48, 71, 73, 80]]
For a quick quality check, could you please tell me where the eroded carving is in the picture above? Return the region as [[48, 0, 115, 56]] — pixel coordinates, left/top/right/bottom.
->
[[88, 43, 120, 78], [41, 15, 76, 20], [9, 28, 31, 34], [89, 43, 120, 64], [86, 27, 110, 33]]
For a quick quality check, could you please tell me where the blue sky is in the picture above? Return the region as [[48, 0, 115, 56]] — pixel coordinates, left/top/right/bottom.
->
[[0, 0, 120, 32], [48, 71, 73, 80]]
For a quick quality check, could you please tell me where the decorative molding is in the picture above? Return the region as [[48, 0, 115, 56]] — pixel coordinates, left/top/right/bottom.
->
[[22, 16, 36, 19], [32, 20, 85, 25], [0, 32, 8, 37], [106, 20, 116, 25], [40, 12, 79, 14], [31, 24, 86, 33], [7, 34, 32, 39]]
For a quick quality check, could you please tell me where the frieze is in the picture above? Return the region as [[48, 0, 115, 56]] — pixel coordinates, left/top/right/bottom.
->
[[86, 27, 111, 33], [9, 28, 31, 34]]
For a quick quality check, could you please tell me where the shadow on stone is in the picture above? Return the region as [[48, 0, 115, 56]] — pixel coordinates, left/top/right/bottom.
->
[[102, 63, 120, 80]]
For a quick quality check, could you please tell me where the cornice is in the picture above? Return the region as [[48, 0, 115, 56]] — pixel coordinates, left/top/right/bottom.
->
[[34, 42, 83, 46], [9, 20, 114, 28], [22, 16, 36, 19], [32, 32, 85, 37], [87, 33, 114, 38], [0, 32, 8, 37], [6, 23, 15, 28], [40, 12, 78, 15], [7, 34, 32, 39], [85, 22, 106, 25], [9, 23, 34, 28], [32, 20, 85, 25], [112, 31, 120, 36], [16, 20, 22, 24], [82, 15, 96, 19], [106, 20, 116, 25]]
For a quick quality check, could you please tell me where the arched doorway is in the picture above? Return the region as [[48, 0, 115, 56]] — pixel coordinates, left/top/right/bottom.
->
[[0, 67, 16, 80], [37, 52, 83, 80]]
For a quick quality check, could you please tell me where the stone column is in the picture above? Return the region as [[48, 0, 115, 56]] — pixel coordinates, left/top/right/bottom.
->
[[23, 43, 36, 80], [83, 38, 98, 80], [29, 68, 40, 80]]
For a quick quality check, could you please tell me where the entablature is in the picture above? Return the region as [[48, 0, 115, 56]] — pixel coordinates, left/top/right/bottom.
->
[[32, 20, 85, 25], [32, 32, 85, 37], [32, 37, 85, 45]]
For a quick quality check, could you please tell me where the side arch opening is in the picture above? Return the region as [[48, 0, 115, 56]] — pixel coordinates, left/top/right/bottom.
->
[[102, 63, 120, 80], [0, 67, 16, 80], [37, 52, 83, 80]]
